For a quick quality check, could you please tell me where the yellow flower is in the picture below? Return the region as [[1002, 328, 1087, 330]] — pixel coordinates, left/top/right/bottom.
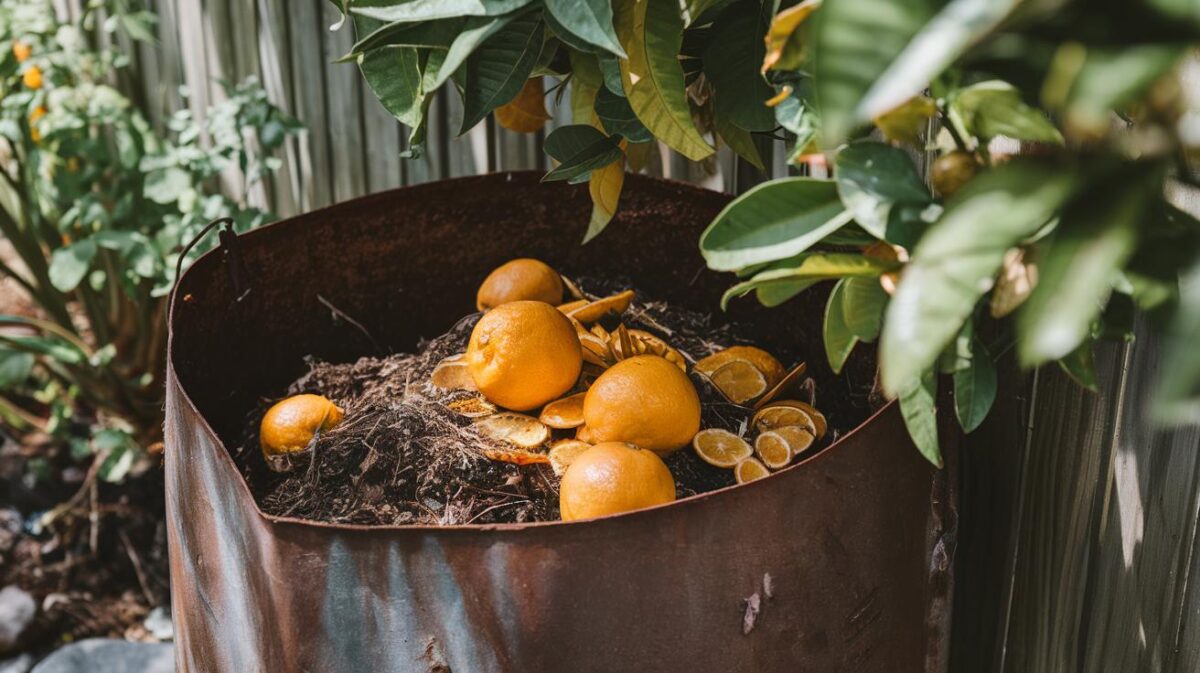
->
[[12, 41, 31, 63], [22, 65, 41, 90], [29, 105, 46, 143]]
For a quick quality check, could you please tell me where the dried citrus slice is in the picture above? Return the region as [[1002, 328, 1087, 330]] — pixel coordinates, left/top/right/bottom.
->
[[482, 447, 551, 466], [558, 299, 589, 315], [539, 392, 586, 429], [548, 439, 592, 476], [567, 290, 635, 323], [757, 399, 827, 438], [590, 323, 611, 341], [754, 431, 794, 469], [734, 457, 770, 484], [773, 425, 816, 455], [695, 346, 785, 387], [447, 396, 497, 418], [707, 359, 768, 405], [474, 412, 550, 448], [692, 428, 753, 468], [752, 403, 816, 436], [754, 362, 808, 409], [430, 358, 477, 391], [578, 333, 613, 367], [609, 326, 687, 371], [562, 275, 585, 300]]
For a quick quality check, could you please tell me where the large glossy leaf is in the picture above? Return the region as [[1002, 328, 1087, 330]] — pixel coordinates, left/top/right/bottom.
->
[[715, 116, 764, 170], [811, 0, 940, 144], [542, 125, 623, 182], [350, 0, 534, 22], [585, 154, 626, 243], [594, 87, 653, 142], [824, 278, 858, 375], [459, 15, 544, 133], [899, 370, 940, 467], [1051, 45, 1186, 133], [762, 0, 821, 73], [842, 276, 888, 342], [835, 140, 931, 240], [495, 77, 550, 132], [545, 0, 625, 57], [350, 17, 461, 56], [569, 50, 603, 125], [948, 81, 1062, 145], [880, 161, 1078, 395], [0, 349, 34, 389], [1016, 166, 1157, 366], [1059, 339, 1099, 392], [700, 178, 852, 271], [953, 338, 995, 433], [722, 253, 895, 308], [360, 47, 426, 127], [423, 14, 516, 92], [49, 240, 98, 292], [703, 1, 774, 132], [614, 0, 714, 160]]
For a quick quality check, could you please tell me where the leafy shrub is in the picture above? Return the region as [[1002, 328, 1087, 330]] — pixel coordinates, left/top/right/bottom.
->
[[344, 0, 1200, 464], [0, 0, 300, 481]]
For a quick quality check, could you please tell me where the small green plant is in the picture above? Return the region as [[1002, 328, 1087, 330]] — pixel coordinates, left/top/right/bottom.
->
[[0, 0, 300, 481], [344, 0, 1200, 465]]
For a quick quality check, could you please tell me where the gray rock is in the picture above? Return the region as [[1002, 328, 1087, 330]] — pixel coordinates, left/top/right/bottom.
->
[[0, 653, 34, 673], [31, 639, 173, 673], [0, 587, 35, 652]]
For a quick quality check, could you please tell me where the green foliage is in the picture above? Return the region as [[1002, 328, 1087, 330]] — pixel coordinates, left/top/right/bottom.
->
[[0, 0, 299, 478], [345, 0, 1200, 465]]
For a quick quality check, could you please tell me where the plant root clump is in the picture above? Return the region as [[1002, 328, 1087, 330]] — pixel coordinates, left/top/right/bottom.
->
[[236, 280, 792, 526]]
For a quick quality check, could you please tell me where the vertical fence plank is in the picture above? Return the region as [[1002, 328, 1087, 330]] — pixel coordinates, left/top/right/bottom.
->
[[257, 0, 300, 217], [286, 0, 333, 208], [359, 86, 403, 193], [321, 5, 367, 203]]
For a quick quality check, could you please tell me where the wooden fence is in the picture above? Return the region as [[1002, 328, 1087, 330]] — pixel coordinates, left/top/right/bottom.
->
[[52, 0, 1200, 670]]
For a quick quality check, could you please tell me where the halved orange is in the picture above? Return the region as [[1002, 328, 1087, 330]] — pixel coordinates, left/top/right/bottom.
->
[[752, 403, 816, 436], [474, 412, 550, 448], [431, 357, 476, 391], [754, 431, 794, 469], [707, 359, 767, 405], [758, 399, 827, 438], [567, 290, 635, 323], [692, 428, 753, 468], [734, 457, 770, 484], [548, 439, 592, 476], [695, 346, 785, 387], [539, 392, 586, 429], [754, 362, 809, 409], [447, 396, 497, 418]]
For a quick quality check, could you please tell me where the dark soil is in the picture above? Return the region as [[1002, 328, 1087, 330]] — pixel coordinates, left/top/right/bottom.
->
[[236, 281, 821, 527]]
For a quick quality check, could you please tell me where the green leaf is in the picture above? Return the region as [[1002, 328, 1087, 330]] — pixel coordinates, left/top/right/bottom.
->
[[542, 125, 623, 182], [0, 350, 34, 389], [544, 0, 626, 58], [423, 14, 516, 92], [1049, 44, 1186, 133], [714, 116, 764, 170], [459, 14, 545, 133], [350, 0, 534, 22], [834, 140, 931, 240], [360, 47, 427, 127], [49, 240, 98, 293], [948, 81, 1063, 145], [598, 55, 625, 95], [1058, 339, 1098, 392], [585, 155, 625, 243], [1017, 166, 1157, 366], [1155, 263, 1200, 423], [722, 253, 896, 309], [94, 429, 138, 483], [594, 87, 653, 142], [614, 0, 714, 160], [350, 17, 461, 56], [699, 178, 852, 271], [842, 276, 888, 342], [569, 50, 603, 124], [899, 370, 941, 467], [824, 278, 858, 375], [812, 0, 939, 144], [853, 0, 1024, 123], [143, 167, 192, 204], [880, 161, 1078, 395], [953, 339, 995, 433], [703, 1, 774, 132]]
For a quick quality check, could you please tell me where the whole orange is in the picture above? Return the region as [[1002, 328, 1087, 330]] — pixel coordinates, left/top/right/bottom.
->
[[582, 355, 701, 456], [259, 394, 344, 455], [466, 300, 582, 411], [22, 65, 41, 90], [559, 441, 676, 521], [476, 258, 563, 311]]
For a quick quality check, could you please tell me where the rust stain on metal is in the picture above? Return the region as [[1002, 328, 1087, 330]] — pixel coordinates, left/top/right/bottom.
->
[[164, 172, 959, 672]]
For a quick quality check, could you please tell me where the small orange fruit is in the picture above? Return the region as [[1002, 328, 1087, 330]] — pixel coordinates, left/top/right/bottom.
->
[[692, 428, 753, 468], [582, 355, 701, 456], [476, 258, 563, 311], [559, 442, 676, 521], [28, 105, 45, 143], [259, 394, 343, 456], [734, 457, 770, 484], [539, 392, 586, 429], [466, 300, 582, 411], [22, 65, 41, 90], [12, 40, 31, 63]]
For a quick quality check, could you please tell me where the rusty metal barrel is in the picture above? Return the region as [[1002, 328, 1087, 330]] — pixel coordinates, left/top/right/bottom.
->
[[164, 172, 956, 673]]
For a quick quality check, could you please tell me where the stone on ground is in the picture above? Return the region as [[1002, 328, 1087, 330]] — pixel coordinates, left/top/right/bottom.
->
[[30, 639, 173, 673]]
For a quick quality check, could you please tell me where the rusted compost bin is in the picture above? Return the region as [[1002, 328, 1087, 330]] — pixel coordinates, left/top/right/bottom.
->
[[165, 172, 957, 673]]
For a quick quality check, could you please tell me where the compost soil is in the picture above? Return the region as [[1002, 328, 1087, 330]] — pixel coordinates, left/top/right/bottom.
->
[[236, 280, 831, 526]]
